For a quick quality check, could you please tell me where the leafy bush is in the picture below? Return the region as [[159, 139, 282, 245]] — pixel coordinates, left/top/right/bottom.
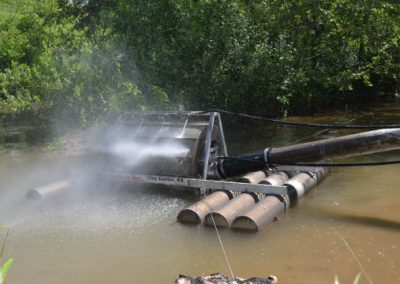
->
[[0, 1, 158, 125], [1, 0, 399, 119]]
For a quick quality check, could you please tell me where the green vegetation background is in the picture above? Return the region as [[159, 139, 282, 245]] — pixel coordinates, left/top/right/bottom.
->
[[0, 0, 399, 125]]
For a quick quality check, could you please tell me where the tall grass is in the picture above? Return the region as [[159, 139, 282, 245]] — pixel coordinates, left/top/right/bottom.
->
[[335, 273, 361, 284], [0, 228, 12, 284]]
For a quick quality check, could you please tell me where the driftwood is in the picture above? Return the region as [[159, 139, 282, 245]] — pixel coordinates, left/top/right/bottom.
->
[[175, 273, 277, 284]]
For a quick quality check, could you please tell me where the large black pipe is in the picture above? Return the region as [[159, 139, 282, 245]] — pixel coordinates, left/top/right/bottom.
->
[[267, 128, 400, 164], [209, 128, 400, 179]]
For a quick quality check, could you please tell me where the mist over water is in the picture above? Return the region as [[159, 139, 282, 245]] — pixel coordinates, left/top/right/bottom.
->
[[109, 140, 189, 167], [1, 102, 400, 283], [0, 145, 188, 255], [0, 118, 192, 243]]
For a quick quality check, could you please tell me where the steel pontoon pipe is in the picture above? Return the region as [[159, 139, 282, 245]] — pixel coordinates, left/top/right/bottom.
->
[[231, 196, 285, 232], [284, 172, 317, 204], [232, 167, 329, 231], [284, 167, 329, 205], [238, 171, 267, 184], [177, 190, 232, 224], [26, 179, 72, 199], [231, 172, 289, 231], [204, 192, 258, 228], [204, 171, 267, 228], [259, 171, 290, 186]]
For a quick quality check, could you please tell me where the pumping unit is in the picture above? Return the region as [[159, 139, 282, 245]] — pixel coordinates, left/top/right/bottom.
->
[[93, 111, 400, 232]]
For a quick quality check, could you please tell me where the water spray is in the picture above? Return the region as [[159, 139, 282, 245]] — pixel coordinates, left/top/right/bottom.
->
[[27, 111, 400, 232]]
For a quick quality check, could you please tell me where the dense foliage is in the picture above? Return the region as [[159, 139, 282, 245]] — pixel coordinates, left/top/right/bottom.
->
[[0, 0, 399, 123], [0, 1, 151, 125]]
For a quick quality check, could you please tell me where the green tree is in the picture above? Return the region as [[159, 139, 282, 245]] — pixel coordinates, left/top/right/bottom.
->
[[0, 0, 151, 125], [1, 0, 399, 119]]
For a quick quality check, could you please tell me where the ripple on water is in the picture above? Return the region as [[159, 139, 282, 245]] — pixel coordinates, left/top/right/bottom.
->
[[6, 187, 187, 241]]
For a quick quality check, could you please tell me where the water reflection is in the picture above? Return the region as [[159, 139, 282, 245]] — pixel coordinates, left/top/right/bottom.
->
[[302, 206, 400, 232], [1, 102, 400, 283]]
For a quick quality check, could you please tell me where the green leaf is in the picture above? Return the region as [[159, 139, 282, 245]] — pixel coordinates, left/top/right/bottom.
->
[[1, 258, 13, 280]]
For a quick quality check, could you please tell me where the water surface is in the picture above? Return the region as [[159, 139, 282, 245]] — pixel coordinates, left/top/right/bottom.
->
[[1, 102, 399, 284]]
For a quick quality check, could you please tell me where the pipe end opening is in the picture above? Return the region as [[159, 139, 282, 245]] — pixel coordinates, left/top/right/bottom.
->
[[204, 212, 230, 228], [26, 189, 41, 200], [231, 216, 259, 232], [177, 209, 202, 224]]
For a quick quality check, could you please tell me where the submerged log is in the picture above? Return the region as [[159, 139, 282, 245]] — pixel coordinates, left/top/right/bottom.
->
[[175, 273, 277, 284]]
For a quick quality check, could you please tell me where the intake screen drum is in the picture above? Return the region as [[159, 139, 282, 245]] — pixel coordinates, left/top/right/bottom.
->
[[97, 113, 226, 178]]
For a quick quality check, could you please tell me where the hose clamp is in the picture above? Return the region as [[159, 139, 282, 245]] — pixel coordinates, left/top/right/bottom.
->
[[264, 147, 272, 167]]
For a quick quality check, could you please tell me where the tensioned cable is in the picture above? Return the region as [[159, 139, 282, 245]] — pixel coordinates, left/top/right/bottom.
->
[[203, 109, 400, 129], [287, 116, 359, 144], [273, 160, 400, 167], [216, 156, 400, 168], [203, 191, 236, 281]]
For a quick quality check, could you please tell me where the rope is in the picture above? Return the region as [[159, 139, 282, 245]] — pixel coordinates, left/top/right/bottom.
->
[[210, 212, 236, 281], [330, 227, 374, 284], [204, 109, 400, 129], [203, 191, 236, 282]]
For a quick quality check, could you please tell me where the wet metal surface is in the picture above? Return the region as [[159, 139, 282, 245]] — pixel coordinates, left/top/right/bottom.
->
[[1, 102, 400, 283]]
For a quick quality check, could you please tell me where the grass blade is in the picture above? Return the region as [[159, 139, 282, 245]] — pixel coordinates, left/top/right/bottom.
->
[[352, 272, 362, 284], [0, 230, 9, 259], [0, 258, 13, 279]]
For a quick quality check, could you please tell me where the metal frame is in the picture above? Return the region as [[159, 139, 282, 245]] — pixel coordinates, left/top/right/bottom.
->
[[202, 113, 216, 179], [123, 111, 206, 116], [201, 112, 228, 179], [99, 172, 288, 196], [120, 111, 227, 180], [101, 111, 320, 197]]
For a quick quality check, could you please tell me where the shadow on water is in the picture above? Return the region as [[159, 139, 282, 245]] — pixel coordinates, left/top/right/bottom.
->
[[301, 206, 400, 232], [1, 101, 400, 284]]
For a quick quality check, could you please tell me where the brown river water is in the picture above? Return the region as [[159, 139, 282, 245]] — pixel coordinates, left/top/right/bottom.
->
[[0, 102, 399, 284]]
